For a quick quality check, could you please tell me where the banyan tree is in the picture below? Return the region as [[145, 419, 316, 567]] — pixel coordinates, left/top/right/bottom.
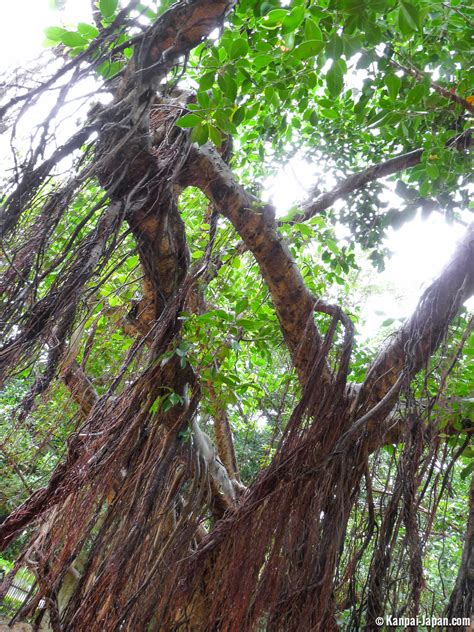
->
[[0, 0, 473, 629]]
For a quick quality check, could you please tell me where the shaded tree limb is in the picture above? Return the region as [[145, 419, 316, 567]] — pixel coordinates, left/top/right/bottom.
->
[[62, 361, 98, 417]]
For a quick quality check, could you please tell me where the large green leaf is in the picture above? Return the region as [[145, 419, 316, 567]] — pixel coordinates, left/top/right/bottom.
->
[[326, 61, 344, 96], [60, 31, 87, 48], [175, 113, 203, 128], [293, 39, 324, 60], [398, 0, 420, 34], [230, 38, 249, 60], [99, 0, 118, 19], [385, 73, 401, 100], [44, 26, 67, 41]]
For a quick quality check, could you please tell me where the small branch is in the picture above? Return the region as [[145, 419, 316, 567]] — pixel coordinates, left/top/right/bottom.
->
[[389, 58, 474, 115], [90, 0, 104, 31], [62, 361, 98, 416], [441, 2, 474, 27], [295, 129, 472, 223]]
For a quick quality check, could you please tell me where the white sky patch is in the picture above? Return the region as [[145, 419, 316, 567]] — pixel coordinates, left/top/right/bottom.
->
[[1, 0, 92, 71], [264, 157, 320, 212], [358, 211, 473, 338], [265, 158, 473, 336]]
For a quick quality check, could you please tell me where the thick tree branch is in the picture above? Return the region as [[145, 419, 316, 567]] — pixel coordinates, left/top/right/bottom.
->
[[295, 128, 472, 223], [114, 0, 237, 123], [62, 361, 98, 416], [179, 144, 329, 383], [356, 221, 474, 418], [367, 407, 474, 453]]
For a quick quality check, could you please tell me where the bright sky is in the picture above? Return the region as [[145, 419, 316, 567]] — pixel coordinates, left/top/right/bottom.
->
[[2, 0, 472, 338], [1, 0, 92, 71], [265, 160, 473, 335]]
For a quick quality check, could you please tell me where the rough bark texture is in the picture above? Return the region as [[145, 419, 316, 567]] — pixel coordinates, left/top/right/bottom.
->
[[446, 474, 474, 628], [179, 144, 328, 382]]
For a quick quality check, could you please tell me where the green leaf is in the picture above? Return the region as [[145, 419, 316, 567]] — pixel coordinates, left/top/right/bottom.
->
[[326, 61, 344, 97], [191, 122, 209, 145], [406, 83, 425, 105], [200, 71, 215, 90], [162, 395, 176, 412], [175, 113, 203, 128], [208, 124, 222, 148], [283, 6, 305, 32], [385, 73, 401, 100], [398, 1, 420, 34], [175, 342, 190, 357], [342, 34, 361, 57], [217, 74, 238, 101], [294, 223, 314, 238], [367, 110, 400, 128], [230, 38, 249, 60], [426, 162, 439, 180], [99, 0, 118, 19], [320, 108, 338, 119], [96, 60, 123, 79], [253, 54, 274, 69], [232, 105, 246, 126], [44, 26, 67, 42], [261, 9, 288, 27], [60, 31, 87, 48], [461, 462, 474, 480], [197, 90, 210, 109], [215, 110, 237, 134], [419, 179, 431, 196], [282, 31, 295, 50], [150, 399, 160, 414], [304, 19, 322, 42], [326, 239, 340, 255], [77, 23, 99, 39], [293, 39, 324, 60], [326, 34, 343, 59]]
